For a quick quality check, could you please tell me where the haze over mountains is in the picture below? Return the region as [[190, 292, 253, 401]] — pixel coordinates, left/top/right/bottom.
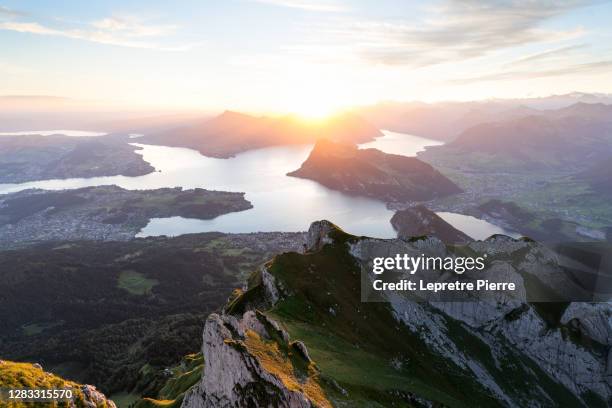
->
[[356, 92, 612, 142], [435, 111, 612, 170], [142, 110, 383, 158], [3, 91, 611, 141]]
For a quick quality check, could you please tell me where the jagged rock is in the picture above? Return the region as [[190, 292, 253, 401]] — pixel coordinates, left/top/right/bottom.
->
[[306, 220, 337, 252], [291, 341, 312, 363], [339, 220, 612, 403], [491, 306, 611, 401], [256, 310, 290, 343], [182, 313, 323, 408], [187, 220, 612, 406], [261, 265, 281, 304], [79, 385, 117, 408], [561, 303, 612, 345]]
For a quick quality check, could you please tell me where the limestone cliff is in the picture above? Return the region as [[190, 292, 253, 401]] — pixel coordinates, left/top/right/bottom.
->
[[182, 220, 611, 407]]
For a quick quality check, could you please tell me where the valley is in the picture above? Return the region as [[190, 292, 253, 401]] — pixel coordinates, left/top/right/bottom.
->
[[0, 231, 305, 396]]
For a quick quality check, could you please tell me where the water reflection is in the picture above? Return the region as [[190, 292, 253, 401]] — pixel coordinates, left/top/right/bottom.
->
[[359, 130, 443, 156], [0, 130, 515, 239]]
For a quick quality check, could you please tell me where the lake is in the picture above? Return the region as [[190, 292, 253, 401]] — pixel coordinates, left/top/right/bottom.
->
[[0, 130, 518, 239]]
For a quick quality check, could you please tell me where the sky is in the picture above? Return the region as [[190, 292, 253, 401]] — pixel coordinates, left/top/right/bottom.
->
[[1, 0, 612, 117]]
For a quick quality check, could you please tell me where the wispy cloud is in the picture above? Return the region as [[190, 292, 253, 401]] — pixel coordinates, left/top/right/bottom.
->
[[0, 5, 25, 18], [250, 0, 347, 12], [0, 12, 193, 51], [449, 59, 612, 84], [505, 43, 589, 67], [91, 16, 177, 38], [300, 0, 594, 67]]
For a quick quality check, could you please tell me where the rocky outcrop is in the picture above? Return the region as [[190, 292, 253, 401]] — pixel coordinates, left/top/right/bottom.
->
[[561, 303, 612, 345], [182, 311, 329, 408], [0, 359, 116, 408], [391, 205, 472, 243], [186, 220, 612, 407], [306, 220, 338, 252], [344, 221, 612, 404], [79, 385, 117, 408]]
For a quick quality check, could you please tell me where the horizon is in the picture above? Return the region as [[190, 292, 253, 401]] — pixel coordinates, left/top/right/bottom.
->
[[1, 90, 610, 120], [2, 1, 612, 117]]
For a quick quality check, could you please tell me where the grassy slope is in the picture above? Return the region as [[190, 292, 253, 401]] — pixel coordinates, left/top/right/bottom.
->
[[228, 227, 592, 407], [133, 354, 204, 408], [0, 360, 112, 408]]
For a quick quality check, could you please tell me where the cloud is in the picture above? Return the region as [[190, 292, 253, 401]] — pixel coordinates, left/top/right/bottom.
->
[[0, 22, 58, 35], [305, 0, 594, 67], [505, 43, 589, 67], [250, 0, 347, 12], [449, 59, 612, 84], [91, 16, 177, 37], [0, 13, 192, 50], [0, 5, 25, 18]]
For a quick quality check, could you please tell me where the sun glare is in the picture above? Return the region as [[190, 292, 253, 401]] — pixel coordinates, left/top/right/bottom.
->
[[283, 92, 346, 121]]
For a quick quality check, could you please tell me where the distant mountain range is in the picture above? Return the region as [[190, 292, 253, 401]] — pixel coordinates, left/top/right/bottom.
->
[[355, 93, 612, 141], [142, 111, 382, 158], [420, 102, 612, 170], [288, 139, 462, 202]]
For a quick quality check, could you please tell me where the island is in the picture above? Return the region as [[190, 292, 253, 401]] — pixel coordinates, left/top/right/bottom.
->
[[143, 110, 383, 158], [0, 185, 253, 247], [287, 139, 462, 202], [0, 134, 155, 183]]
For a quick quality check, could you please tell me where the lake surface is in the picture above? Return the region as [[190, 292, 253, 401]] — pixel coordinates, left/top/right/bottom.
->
[[0, 130, 518, 239], [359, 130, 444, 156], [437, 212, 520, 240]]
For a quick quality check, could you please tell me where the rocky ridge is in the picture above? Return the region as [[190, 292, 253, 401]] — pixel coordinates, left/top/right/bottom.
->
[[182, 220, 612, 407]]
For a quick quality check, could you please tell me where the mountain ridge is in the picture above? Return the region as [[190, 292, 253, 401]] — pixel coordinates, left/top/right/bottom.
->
[[288, 139, 462, 203], [143, 111, 383, 158], [180, 220, 611, 407]]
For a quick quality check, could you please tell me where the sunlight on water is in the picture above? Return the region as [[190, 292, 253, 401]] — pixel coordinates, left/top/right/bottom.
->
[[437, 212, 520, 240], [0, 130, 514, 239], [359, 130, 444, 156]]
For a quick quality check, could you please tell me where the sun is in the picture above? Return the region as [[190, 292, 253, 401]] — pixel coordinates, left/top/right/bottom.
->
[[284, 94, 345, 120], [277, 74, 353, 120]]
